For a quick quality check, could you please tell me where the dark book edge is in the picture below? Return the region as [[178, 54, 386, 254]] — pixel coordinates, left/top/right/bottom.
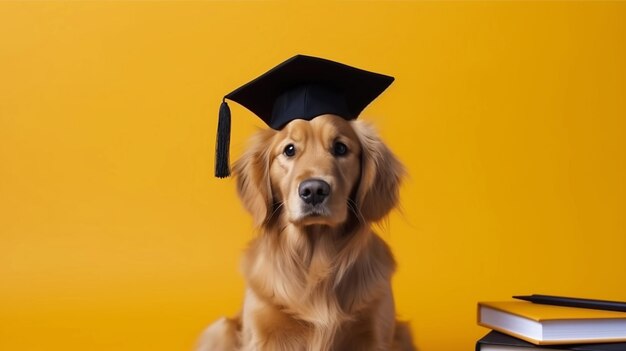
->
[[477, 331, 626, 351]]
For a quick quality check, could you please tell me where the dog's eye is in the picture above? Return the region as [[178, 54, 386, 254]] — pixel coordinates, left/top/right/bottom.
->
[[283, 144, 296, 157], [332, 142, 348, 157]]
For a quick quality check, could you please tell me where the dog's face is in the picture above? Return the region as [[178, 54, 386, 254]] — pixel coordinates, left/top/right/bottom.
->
[[269, 115, 361, 227], [233, 114, 404, 229]]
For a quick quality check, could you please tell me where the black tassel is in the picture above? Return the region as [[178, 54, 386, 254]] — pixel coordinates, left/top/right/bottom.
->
[[215, 99, 231, 178]]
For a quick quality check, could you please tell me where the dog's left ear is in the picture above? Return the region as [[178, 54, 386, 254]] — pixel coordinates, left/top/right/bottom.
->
[[232, 129, 276, 227], [352, 121, 405, 222]]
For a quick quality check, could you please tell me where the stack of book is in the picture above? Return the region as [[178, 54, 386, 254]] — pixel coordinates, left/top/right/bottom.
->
[[476, 295, 626, 351]]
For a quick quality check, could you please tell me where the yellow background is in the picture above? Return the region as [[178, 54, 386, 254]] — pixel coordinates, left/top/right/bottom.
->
[[1, 2, 625, 350]]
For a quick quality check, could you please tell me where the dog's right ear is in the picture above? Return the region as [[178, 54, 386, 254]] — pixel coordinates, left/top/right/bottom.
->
[[352, 121, 405, 222], [232, 129, 276, 227]]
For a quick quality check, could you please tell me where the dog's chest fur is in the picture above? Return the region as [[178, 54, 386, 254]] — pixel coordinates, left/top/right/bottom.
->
[[240, 224, 395, 350]]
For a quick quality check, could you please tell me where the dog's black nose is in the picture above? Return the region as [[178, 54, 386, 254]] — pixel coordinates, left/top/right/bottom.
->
[[298, 179, 330, 206]]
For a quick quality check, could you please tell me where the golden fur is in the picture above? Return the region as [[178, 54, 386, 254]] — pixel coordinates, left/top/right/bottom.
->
[[197, 115, 415, 351]]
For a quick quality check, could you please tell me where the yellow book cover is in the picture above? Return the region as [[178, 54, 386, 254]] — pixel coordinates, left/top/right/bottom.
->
[[478, 301, 626, 345]]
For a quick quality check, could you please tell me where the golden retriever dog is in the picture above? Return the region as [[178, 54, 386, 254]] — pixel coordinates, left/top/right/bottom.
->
[[198, 114, 415, 351]]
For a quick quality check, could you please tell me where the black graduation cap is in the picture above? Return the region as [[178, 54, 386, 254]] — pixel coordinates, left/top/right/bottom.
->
[[215, 54, 394, 178]]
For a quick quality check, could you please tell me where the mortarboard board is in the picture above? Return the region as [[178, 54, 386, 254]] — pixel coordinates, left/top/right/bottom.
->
[[215, 54, 394, 178]]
